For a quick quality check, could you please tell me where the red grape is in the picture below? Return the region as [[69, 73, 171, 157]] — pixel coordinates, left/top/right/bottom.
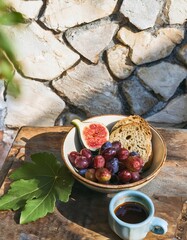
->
[[117, 148, 129, 162], [130, 171, 141, 182], [93, 155, 105, 168], [129, 152, 144, 166], [85, 168, 97, 182], [125, 156, 142, 172], [74, 155, 90, 169], [80, 148, 92, 162], [95, 168, 111, 183], [68, 151, 80, 165], [118, 169, 132, 183], [136, 156, 144, 167], [102, 147, 116, 161]]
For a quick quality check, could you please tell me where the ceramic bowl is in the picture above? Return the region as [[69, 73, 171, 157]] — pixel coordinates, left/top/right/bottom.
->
[[61, 115, 167, 193]]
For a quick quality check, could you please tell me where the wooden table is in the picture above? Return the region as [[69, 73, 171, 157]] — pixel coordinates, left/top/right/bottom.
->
[[0, 126, 186, 240]]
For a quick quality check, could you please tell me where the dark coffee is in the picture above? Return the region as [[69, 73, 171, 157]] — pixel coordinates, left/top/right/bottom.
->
[[114, 201, 149, 224]]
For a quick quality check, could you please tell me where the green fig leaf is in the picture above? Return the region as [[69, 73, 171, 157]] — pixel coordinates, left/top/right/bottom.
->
[[10, 152, 62, 180], [0, 152, 74, 224], [20, 190, 56, 224], [0, 179, 42, 211]]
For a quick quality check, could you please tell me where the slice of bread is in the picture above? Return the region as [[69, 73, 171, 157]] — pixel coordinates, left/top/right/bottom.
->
[[109, 120, 152, 165], [111, 115, 152, 141]]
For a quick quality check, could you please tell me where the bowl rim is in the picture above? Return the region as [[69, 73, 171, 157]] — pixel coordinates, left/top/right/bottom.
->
[[61, 114, 167, 190]]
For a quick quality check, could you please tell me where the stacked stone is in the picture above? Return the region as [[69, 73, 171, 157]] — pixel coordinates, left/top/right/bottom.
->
[[0, 0, 187, 128]]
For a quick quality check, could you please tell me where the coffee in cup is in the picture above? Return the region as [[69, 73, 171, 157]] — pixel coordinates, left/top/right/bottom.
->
[[108, 190, 168, 240]]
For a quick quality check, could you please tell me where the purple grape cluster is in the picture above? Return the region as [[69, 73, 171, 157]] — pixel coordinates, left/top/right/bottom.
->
[[68, 141, 144, 184]]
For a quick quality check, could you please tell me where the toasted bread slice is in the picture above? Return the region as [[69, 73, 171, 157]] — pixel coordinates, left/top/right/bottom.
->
[[111, 115, 152, 140], [109, 122, 152, 165]]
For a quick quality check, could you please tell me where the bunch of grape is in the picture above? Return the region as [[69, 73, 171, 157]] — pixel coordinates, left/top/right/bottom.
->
[[68, 141, 144, 184]]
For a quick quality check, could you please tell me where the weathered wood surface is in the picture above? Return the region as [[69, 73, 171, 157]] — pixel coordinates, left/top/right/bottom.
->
[[0, 126, 186, 240]]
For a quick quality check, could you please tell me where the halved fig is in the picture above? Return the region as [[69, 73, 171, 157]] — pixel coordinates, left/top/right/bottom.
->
[[71, 119, 109, 151]]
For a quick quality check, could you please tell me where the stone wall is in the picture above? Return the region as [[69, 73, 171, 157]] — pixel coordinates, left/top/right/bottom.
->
[[0, 0, 187, 130]]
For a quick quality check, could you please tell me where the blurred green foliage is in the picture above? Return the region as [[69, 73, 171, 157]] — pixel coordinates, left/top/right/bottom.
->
[[0, 0, 25, 97]]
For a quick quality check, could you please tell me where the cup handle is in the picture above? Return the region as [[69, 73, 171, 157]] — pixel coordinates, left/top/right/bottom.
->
[[150, 217, 168, 235]]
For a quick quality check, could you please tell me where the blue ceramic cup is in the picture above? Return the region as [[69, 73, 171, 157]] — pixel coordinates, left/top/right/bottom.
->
[[109, 190, 168, 240]]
